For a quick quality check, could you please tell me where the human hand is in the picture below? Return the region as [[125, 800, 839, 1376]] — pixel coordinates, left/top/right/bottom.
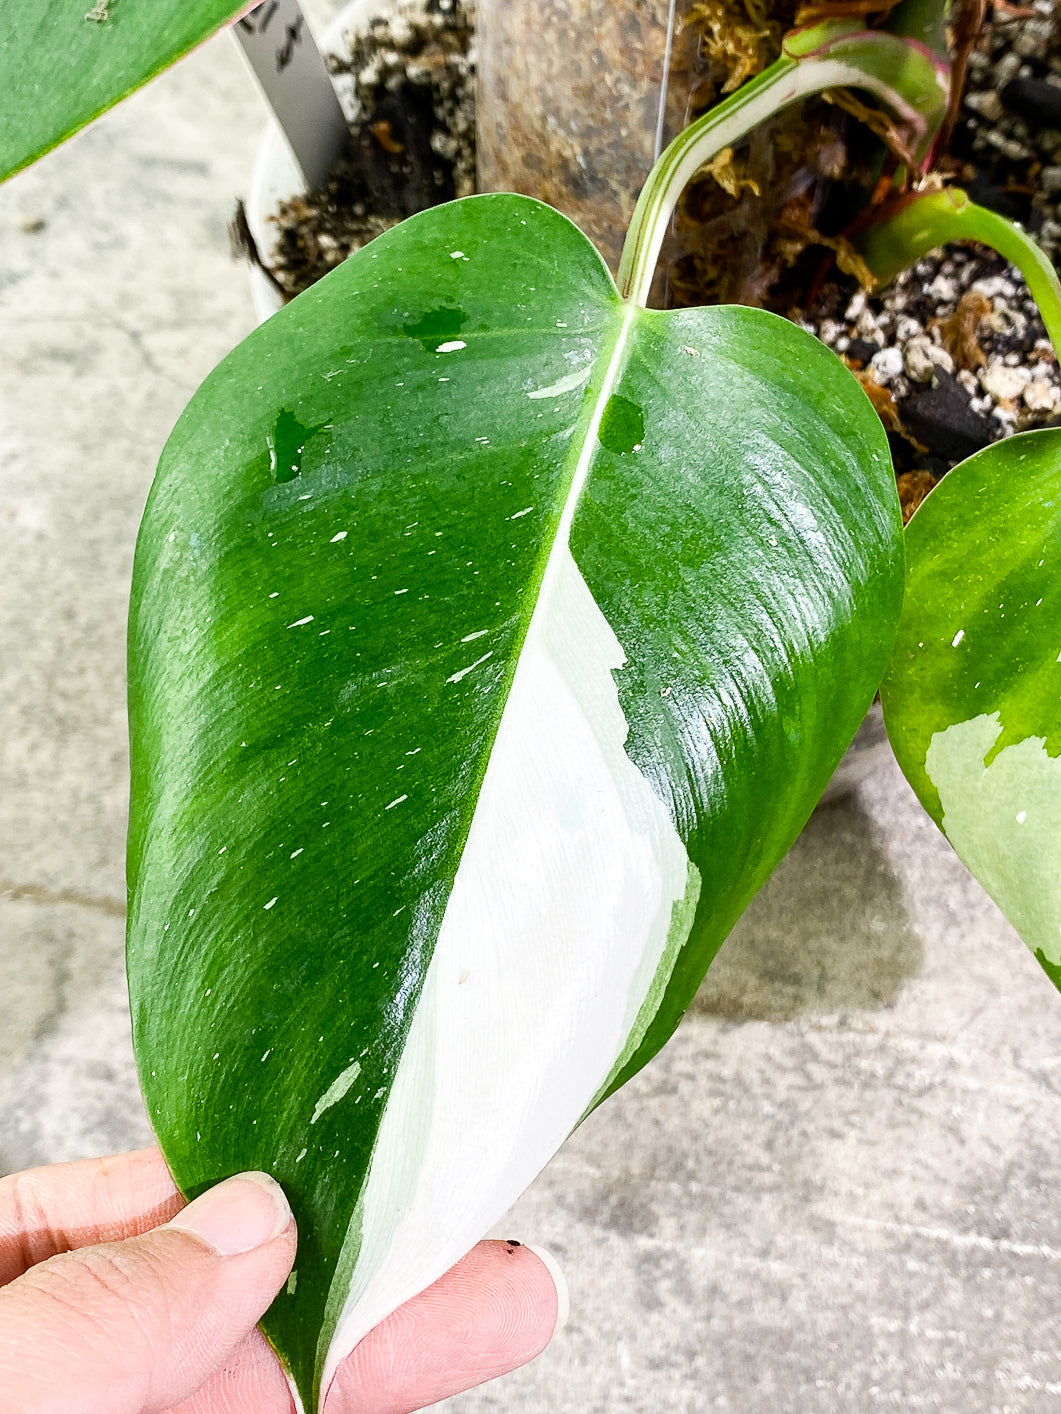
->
[[0, 1146, 565, 1414]]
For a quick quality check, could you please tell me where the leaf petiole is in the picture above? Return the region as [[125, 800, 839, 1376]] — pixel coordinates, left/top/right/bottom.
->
[[616, 20, 950, 307], [855, 188, 1061, 356]]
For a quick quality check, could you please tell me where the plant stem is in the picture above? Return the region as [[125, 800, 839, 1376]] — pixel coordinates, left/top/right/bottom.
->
[[855, 188, 1061, 355], [617, 21, 949, 308]]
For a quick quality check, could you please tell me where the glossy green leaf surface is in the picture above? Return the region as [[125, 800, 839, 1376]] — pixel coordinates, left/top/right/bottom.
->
[[881, 429, 1061, 984], [128, 194, 902, 1410], [0, 0, 243, 182]]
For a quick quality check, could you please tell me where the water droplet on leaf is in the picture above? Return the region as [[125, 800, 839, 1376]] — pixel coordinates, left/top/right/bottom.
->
[[598, 395, 645, 456]]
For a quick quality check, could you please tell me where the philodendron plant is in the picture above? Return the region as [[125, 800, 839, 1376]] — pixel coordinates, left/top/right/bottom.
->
[[3, 1, 1060, 1409]]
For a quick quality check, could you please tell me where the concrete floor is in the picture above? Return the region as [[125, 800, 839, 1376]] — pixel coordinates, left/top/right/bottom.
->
[[3, 8, 1061, 1411]]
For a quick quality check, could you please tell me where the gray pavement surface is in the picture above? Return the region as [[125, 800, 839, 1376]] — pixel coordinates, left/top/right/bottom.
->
[[3, 8, 1061, 1411]]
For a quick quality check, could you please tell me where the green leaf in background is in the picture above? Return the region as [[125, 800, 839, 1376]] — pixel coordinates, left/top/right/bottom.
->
[[127, 194, 902, 1410], [881, 429, 1061, 985], [0, 0, 244, 183]]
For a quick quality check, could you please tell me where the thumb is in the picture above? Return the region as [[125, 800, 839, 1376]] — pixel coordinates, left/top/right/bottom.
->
[[0, 1171, 296, 1414]]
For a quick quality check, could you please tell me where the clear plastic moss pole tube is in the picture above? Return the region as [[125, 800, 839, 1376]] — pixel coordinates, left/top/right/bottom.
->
[[476, 0, 696, 277]]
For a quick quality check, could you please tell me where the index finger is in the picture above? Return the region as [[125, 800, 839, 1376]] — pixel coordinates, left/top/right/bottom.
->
[[0, 1146, 182, 1284]]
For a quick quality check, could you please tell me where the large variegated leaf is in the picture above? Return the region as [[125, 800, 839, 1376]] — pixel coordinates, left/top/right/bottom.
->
[[881, 429, 1061, 986], [128, 194, 902, 1410], [0, 0, 243, 182]]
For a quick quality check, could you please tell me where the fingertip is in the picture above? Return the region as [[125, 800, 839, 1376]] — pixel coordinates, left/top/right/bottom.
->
[[522, 1244, 569, 1337], [166, 1172, 294, 1257], [326, 1238, 563, 1414]]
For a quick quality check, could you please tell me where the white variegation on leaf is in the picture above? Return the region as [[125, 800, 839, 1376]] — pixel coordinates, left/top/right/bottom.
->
[[926, 714, 1061, 969], [321, 544, 701, 1394]]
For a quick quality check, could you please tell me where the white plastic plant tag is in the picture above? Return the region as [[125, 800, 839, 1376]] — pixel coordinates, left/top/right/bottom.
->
[[233, 0, 349, 191]]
